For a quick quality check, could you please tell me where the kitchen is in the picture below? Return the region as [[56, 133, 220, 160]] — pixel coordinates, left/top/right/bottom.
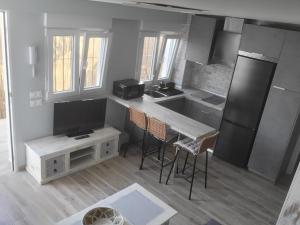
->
[[108, 15, 300, 188], [1, 0, 299, 223]]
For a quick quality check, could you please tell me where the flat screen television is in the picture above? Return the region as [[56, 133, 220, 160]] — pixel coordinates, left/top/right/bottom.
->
[[53, 98, 107, 137]]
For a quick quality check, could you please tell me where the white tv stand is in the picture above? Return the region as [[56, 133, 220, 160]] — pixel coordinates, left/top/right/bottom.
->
[[25, 127, 121, 184]]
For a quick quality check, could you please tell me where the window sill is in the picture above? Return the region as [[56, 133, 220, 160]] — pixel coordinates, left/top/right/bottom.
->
[[46, 87, 106, 103]]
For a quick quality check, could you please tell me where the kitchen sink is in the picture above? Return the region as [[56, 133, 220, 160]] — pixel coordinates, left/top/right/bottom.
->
[[202, 95, 226, 105], [144, 90, 168, 98], [144, 88, 184, 99], [157, 97, 223, 129]]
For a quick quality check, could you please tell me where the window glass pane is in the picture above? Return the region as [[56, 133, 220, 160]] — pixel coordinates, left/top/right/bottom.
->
[[84, 37, 106, 89], [158, 38, 178, 80], [52, 36, 73, 93], [140, 37, 156, 82], [0, 14, 6, 119], [79, 35, 84, 71]]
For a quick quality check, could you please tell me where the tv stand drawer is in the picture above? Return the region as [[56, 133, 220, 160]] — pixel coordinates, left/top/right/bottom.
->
[[45, 155, 65, 178], [100, 140, 114, 158]]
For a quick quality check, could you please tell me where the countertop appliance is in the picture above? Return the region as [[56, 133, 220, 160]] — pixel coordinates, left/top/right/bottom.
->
[[214, 55, 276, 167], [113, 79, 145, 100]]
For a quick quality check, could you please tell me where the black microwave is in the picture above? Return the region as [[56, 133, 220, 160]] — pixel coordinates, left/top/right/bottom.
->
[[113, 79, 145, 100]]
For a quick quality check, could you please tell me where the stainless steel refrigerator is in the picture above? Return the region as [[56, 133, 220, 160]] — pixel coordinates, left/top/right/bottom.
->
[[214, 55, 277, 167]]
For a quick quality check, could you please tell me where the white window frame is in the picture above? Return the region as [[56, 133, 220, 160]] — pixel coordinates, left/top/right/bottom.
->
[[46, 29, 80, 100], [79, 31, 111, 94], [135, 32, 180, 85], [135, 31, 160, 85], [46, 29, 111, 101], [155, 35, 180, 82]]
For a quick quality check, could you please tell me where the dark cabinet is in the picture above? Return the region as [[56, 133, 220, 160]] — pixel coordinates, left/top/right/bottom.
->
[[248, 87, 300, 182], [240, 24, 285, 59], [273, 31, 300, 92], [186, 16, 217, 64], [184, 99, 222, 129]]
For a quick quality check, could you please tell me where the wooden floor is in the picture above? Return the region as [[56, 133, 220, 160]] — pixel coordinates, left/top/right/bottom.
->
[[0, 118, 10, 175], [0, 145, 287, 225]]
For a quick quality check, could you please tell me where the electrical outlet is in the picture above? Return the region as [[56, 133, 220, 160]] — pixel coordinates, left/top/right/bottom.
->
[[29, 92, 36, 99], [36, 91, 43, 98], [36, 99, 43, 106], [30, 99, 43, 107], [30, 90, 43, 99]]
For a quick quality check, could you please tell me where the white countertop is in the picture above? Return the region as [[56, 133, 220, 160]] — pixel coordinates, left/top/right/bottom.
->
[[109, 88, 219, 140]]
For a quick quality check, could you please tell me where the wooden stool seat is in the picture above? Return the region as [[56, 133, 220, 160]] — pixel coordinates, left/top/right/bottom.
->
[[146, 117, 178, 183]]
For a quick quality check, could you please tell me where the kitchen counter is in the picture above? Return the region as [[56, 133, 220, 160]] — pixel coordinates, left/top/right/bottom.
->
[[109, 89, 218, 140], [175, 88, 226, 111]]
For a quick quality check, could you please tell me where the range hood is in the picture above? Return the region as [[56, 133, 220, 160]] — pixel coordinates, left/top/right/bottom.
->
[[210, 31, 241, 68]]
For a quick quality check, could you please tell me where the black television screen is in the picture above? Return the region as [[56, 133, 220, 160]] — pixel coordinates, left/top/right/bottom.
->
[[53, 98, 107, 136]]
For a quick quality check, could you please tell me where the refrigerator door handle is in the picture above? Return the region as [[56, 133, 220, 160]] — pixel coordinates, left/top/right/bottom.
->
[[273, 85, 286, 91]]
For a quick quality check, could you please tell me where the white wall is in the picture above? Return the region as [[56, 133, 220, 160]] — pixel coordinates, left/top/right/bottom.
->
[[277, 162, 300, 225], [1, 0, 187, 169]]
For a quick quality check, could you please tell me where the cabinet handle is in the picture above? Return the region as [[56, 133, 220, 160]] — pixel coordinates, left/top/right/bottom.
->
[[54, 169, 57, 173], [54, 160, 57, 164], [273, 85, 286, 91]]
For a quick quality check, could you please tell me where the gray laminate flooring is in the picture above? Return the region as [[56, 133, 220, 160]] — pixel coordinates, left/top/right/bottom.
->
[[0, 145, 288, 225]]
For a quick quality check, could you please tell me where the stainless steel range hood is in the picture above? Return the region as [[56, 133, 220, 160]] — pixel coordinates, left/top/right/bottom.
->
[[210, 31, 241, 68]]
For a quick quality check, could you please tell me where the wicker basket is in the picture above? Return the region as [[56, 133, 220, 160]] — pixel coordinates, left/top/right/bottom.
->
[[82, 207, 124, 225]]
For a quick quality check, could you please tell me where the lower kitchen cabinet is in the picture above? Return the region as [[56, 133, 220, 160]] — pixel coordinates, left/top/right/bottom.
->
[[248, 86, 300, 182], [184, 100, 222, 129]]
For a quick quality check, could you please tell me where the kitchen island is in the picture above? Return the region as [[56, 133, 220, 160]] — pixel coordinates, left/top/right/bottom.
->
[[109, 89, 219, 140]]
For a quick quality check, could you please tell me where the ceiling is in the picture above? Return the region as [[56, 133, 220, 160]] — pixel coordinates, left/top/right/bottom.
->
[[90, 0, 300, 25]]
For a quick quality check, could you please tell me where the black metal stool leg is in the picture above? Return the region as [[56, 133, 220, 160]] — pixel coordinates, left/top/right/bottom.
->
[[166, 148, 179, 185], [139, 130, 147, 170], [158, 141, 163, 160], [182, 152, 189, 174], [159, 142, 166, 183], [189, 155, 197, 200], [205, 151, 208, 189]]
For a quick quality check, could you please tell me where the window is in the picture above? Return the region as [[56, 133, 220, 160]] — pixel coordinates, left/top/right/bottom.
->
[[80, 35, 108, 89], [47, 29, 110, 100], [136, 33, 180, 83], [139, 37, 157, 82], [158, 38, 179, 80], [52, 35, 74, 93]]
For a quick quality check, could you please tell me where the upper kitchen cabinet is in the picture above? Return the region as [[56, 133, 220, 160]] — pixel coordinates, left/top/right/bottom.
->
[[239, 24, 285, 60], [186, 16, 217, 64], [272, 31, 300, 92]]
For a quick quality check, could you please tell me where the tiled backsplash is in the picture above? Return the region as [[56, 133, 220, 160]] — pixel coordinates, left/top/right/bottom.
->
[[188, 63, 234, 97]]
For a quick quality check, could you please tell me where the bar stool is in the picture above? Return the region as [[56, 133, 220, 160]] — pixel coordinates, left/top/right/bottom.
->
[[146, 117, 178, 183], [123, 107, 148, 164], [166, 132, 219, 200]]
